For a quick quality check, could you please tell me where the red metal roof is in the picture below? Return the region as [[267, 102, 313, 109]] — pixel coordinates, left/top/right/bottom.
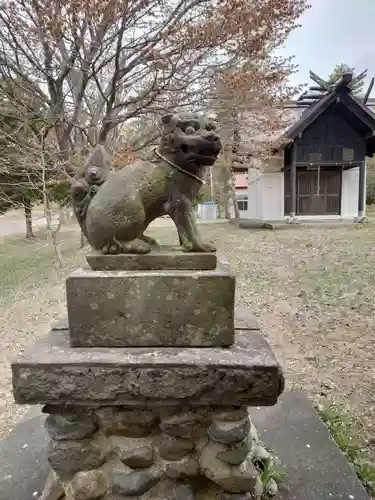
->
[[234, 172, 248, 189]]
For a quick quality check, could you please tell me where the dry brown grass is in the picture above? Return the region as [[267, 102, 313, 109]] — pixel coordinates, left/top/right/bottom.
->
[[1, 220, 375, 470], [148, 221, 375, 463], [0, 227, 88, 439]]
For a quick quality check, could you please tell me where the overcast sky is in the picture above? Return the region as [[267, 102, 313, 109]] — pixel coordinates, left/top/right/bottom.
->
[[278, 0, 375, 94]]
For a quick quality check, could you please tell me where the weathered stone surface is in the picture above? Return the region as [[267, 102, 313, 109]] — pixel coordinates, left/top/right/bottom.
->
[[157, 435, 194, 461], [248, 423, 258, 443], [47, 437, 107, 475], [219, 494, 252, 500], [38, 470, 64, 500], [42, 404, 88, 418], [208, 418, 250, 445], [66, 267, 235, 347], [165, 457, 200, 479], [111, 437, 154, 468], [233, 308, 259, 331], [112, 469, 162, 496], [103, 479, 196, 500], [45, 414, 97, 440], [120, 445, 154, 468], [266, 478, 278, 496], [100, 456, 132, 476], [42, 404, 93, 420], [251, 444, 271, 462], [12, 330, 283, 407], [97, 407, 158, 424], [213, 408, 248, 422], [216, 441, 250, 466], [176, 484, 196, 500], [96, 407, 157, 436], [51, 318, 69, 331], [86, 248, 217, 271], [160, 411, 207, 439], [199, 440, 258, 493], [253, 476, 264, 498], [66, 470, 108, 500], [195, 435, 210, 453]]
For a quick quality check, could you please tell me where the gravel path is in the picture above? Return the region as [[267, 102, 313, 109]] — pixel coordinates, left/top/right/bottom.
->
[[1, 221, 375, 459]]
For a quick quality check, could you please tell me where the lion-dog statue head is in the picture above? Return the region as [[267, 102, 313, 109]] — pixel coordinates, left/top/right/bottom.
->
[[158, 113, 221, 172]]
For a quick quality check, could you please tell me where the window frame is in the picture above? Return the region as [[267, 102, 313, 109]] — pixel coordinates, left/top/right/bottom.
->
[[236, 194, 248, 212]]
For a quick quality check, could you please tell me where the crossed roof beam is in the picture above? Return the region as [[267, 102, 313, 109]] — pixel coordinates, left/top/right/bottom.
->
[[296, 69, 374, 106]]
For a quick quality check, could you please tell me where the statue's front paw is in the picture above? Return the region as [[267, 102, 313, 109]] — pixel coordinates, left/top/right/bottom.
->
[[102, 240, 122, 255], [122, 239, 151, 254], [198, 240, 216, 253], [140, 234, 160, 248], [181, 240, 216, 253]]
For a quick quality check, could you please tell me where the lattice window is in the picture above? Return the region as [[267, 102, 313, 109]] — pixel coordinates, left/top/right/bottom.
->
[[308, 152, 322, 162], [237, 195, 248, 211], [342, 148, 354, 161]]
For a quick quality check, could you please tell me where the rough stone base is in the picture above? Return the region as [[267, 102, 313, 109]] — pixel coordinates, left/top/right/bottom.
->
[[86, 247, 218, 271], [10, 309, 285, 500], [66, 265, 235, 347], [1, 392, 371, 500], [12, 329, 284, 406], [39, 405, 278, 500]]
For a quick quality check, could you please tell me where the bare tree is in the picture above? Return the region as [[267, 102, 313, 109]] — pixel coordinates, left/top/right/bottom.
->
[[0, 131, 69, 266], [0, 0, 309, 167], [0, 90, 78, 264], [211, 57, 303, 217], [38, 132, 65, 267]]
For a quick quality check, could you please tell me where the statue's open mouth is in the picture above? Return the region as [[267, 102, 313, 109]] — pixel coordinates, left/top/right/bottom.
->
[[198, 152, 219, 160], [181, 142, 221, 160], [199, 144, 221, 159]]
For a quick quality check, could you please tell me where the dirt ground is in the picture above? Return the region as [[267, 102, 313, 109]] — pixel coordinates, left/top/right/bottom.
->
[[1, 220, 375, 462]]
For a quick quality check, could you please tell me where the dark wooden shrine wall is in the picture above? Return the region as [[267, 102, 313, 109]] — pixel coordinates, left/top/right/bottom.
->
[[293, 107, 366, 164]]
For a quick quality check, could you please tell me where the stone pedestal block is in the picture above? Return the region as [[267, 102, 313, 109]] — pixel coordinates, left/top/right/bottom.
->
[[12, 320, 285, 499], [12, 329, 284, 407], [66, 265, 235, 347], [10, 239, 287, 500], [86, 247, 217, 271]]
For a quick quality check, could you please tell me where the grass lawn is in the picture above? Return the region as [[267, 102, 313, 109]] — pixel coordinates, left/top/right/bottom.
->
[[1, 220, 375, 493]]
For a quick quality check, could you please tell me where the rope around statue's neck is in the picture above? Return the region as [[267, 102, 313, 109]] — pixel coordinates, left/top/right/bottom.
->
[[154, 148, 205, 185]]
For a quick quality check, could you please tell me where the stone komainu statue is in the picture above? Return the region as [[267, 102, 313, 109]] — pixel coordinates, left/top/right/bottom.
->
[[72, 113, 222, 254]]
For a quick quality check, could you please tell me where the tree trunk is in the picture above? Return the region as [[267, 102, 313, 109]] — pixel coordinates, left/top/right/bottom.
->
[[221, 163, 239, 219], [55, 121, 73, 171], [44, 192, 64, 269], [224, 199, 230, 219], [217, 199, 222, 219], [80, 230, 86, 248], [59, 206, 73, 225], [230, 188, 241, 219], [59, 206, 67, 225], [24, 200, 34, 238]]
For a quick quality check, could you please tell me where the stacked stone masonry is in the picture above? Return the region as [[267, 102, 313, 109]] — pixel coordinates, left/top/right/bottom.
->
[[42, 404, 279, 499], [11, 250, 286, 500]]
